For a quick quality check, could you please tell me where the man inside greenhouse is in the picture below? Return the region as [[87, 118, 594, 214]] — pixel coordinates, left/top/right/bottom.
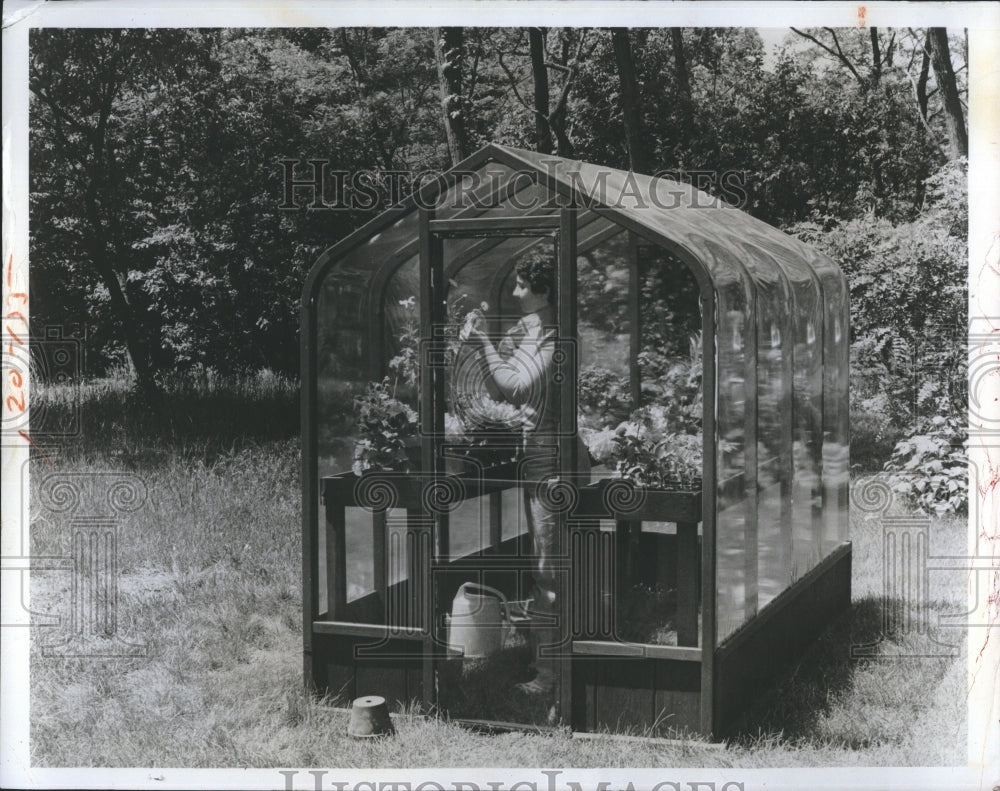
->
[[460, 250, 566, 697]]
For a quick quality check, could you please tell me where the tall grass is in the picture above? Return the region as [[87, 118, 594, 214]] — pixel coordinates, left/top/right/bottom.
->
[[31, 369, 299, 462], [28, 373, 968, 768]]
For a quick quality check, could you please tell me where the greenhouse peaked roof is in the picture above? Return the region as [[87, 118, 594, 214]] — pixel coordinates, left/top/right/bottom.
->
[[478, 144, 842, 289]]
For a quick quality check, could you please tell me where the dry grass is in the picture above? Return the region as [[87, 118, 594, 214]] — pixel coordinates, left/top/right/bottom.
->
[[27, 376, 969, 768]]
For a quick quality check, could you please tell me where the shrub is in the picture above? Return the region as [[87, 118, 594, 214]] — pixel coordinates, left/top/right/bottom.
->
[[884, 413, 967, 515], [577, 364, 631, 427], [791, 160, 967, 478], [351, 377, 418, 475], [850, 408, 906, 472], [610, 405, 702, 490]]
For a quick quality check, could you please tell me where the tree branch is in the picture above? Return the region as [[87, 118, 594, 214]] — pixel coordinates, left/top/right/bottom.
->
[[496, 51, 537, 117], [790, 27, 864, 86]]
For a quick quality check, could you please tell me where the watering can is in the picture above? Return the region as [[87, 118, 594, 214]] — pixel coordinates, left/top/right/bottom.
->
[[444, 582, 512, 658]]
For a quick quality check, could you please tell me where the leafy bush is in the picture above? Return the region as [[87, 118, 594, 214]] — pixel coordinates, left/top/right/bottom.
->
[[610, 405, 702, 490], [577, 364, 631, 427], [791, 159, 967, 471], [638, 334, 703, 437], [849, 408, 906, 473], [884, 414, 967, 515], [351, 377, 418, 475]]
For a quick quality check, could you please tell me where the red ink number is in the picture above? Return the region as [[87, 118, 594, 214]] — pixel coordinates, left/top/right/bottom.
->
[[6, 392, 26, 413]]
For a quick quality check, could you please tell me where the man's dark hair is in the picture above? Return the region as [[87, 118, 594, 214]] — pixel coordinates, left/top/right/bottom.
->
[[515, 248, 556, 304]]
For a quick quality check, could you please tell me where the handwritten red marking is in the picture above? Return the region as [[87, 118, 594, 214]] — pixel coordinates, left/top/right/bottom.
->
[[858, 6, 867, 27], [3, 253, 32, 446], [18, 430, 52, 466]]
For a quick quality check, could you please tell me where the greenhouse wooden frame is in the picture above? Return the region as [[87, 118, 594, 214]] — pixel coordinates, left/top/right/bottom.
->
[[301, 144, 851, 738]]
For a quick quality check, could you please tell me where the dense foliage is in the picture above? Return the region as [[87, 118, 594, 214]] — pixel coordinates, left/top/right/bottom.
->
[[30, 26, 968, 508]]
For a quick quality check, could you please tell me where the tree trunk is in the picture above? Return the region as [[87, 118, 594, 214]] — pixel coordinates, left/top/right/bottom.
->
[[927, 27, 968, 159], [869, 28, 882, 86], [87, 237, 158, 396], [528, 28, 552, 154], [433, 27, 467, 166], [611, 29, 651, 173], [670, 28, 693, 118], [916, 31, 931, 122]]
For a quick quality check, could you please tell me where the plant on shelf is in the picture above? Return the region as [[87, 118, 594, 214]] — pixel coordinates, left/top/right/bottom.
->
[[351, 297, 420, 476], [351, 376, 418, 476], [609, 404, 703, 491], [637, 331, 703, 436], [352, 294, 520, 476], [388, 295, 420, 396]]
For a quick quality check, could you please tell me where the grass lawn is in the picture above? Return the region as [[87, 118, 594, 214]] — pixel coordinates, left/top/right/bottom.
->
[[27, 379, 969, 768]]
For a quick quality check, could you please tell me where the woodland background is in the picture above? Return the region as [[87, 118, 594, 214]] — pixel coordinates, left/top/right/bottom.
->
[[28, 26, 968, 509]]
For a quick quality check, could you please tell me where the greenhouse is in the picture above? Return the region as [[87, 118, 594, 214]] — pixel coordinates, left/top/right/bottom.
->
[[300, 143, 851, 737]]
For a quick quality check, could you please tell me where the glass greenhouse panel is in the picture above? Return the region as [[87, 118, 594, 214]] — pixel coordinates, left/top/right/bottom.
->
[[751, 266, 794, 611], [304, 145, 853, 736], [816, 264, 850, 551]]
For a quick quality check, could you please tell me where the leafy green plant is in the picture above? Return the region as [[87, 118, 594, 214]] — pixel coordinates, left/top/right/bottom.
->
[[577, 364, 631, 427], [884, 414, 967, 515], [351, 377, 418, 476], [791, 159, 967, 471], [387, 296, 420, 396], [638, 342, 703, 437], [611, 405, 702, 490]]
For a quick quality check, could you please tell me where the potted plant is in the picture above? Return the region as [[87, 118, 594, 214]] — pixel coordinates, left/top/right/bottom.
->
[[351, 376, 419, 476], [609, 405, 702, 491]]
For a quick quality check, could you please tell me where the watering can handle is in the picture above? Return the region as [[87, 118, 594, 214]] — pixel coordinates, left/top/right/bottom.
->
[[457, 581, 508, 608]]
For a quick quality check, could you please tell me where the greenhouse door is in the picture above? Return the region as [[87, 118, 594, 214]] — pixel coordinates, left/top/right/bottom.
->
[[417, 207, 578, 729]]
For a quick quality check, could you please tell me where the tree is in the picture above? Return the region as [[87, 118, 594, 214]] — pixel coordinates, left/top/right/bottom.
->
[[927, 27, 968, 159], [670, 28, 693, 127], [434, 27, 469, 165], [497, 28, 595, 156], [30, 29, 208, 394], [611, 29, 651, 173], [528, 28, 553, 154]]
